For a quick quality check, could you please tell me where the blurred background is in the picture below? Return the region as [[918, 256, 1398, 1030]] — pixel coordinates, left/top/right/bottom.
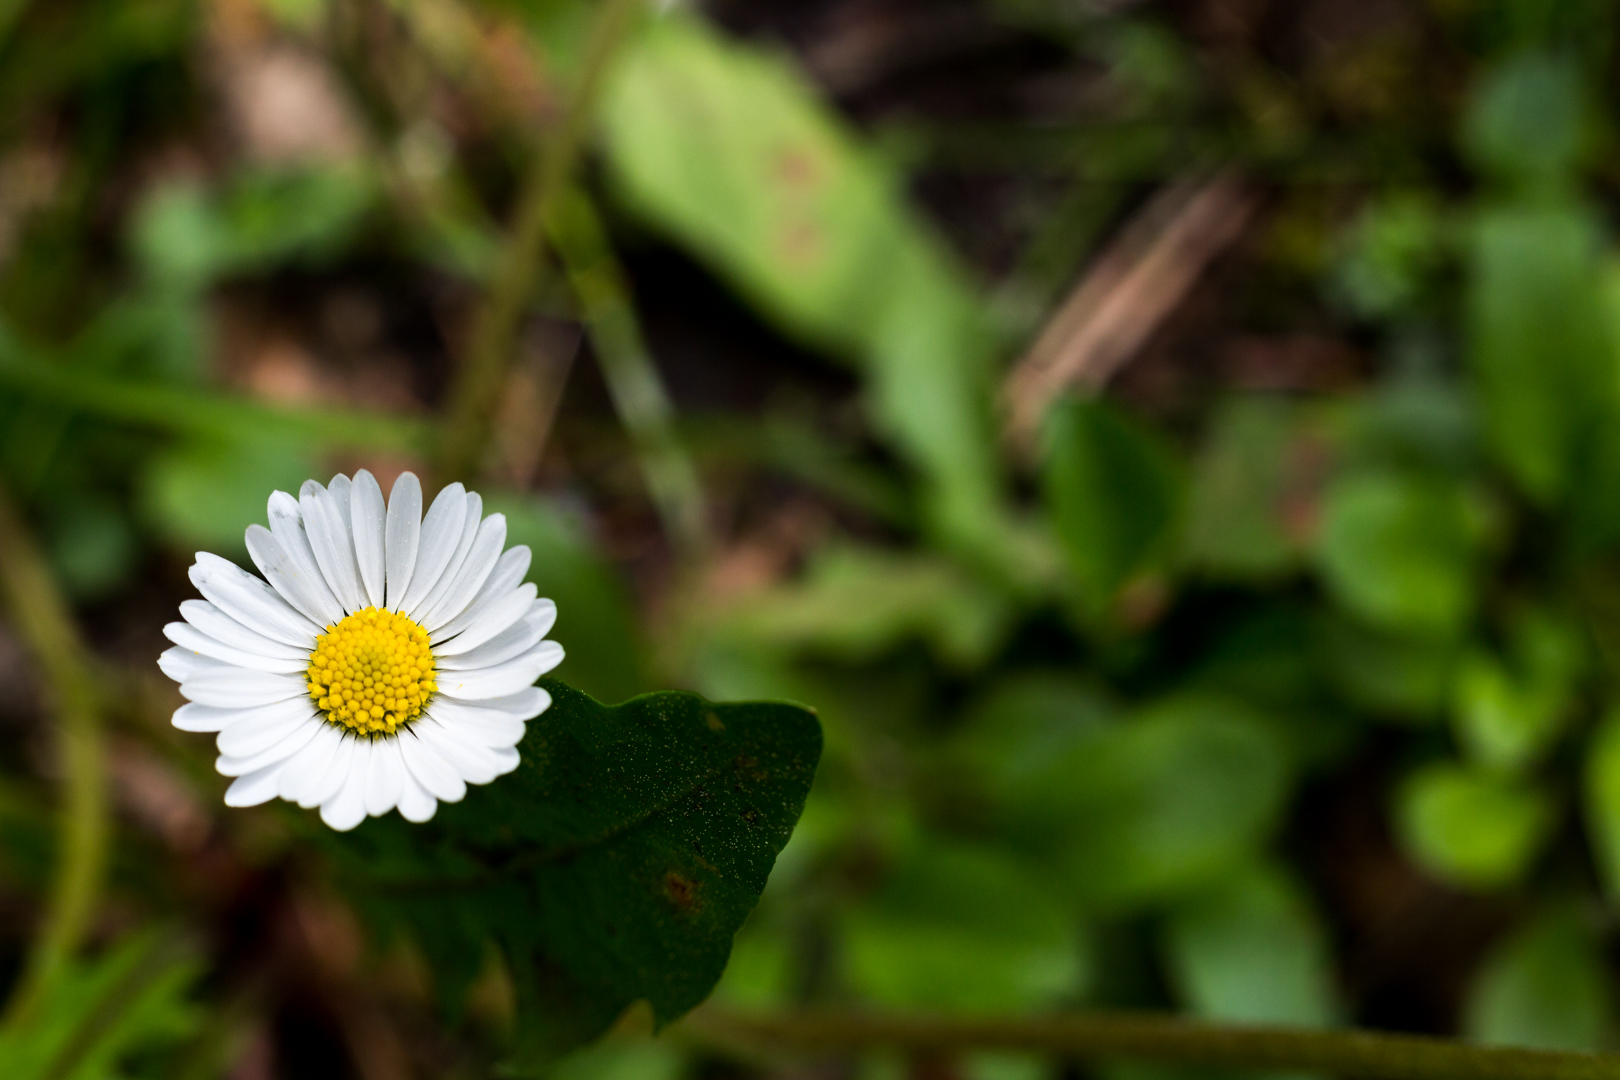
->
[[0, 0, 1617, 1075]]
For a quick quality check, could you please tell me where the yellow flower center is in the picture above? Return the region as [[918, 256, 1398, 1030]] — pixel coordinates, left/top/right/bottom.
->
[[306, 606, 437, 736]]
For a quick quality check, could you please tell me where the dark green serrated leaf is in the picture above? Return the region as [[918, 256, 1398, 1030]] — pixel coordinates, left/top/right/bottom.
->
[[324, 679, 821, 1068]]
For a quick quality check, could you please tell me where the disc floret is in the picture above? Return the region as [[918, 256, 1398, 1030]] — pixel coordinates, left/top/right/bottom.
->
[[307, 607, 437, 736]]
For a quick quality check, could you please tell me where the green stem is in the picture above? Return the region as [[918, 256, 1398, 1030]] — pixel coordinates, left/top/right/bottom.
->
[[0, 479, 109, 1030], [0, 340, 429, 451], [433, 0, 643, 484], [687, 1009, 1620, 1080], [546, 186, 710, 557]]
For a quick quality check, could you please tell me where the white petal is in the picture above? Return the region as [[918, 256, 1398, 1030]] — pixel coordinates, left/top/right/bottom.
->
[[365, 737, 405, 817], [437, 603, 550, 672], [400, 483, 466, 614], [528, 597, 557, 640], [158, 646, 231, 684], [245, 525, 339, 630], [180, 668, 309, 709], [224, 763, 285, 808], [436, 641, 562, 700], [190, 552, 319, 648], [487, 745, 520, 777], [321, 745, 371, 831], [277, 724, 344, 803], [384, 472, 423, 610], [413, 718, 501, 785], [180, 600, 308, 661], [216, 718, 322, 777], [164, 622, 307, 675], [397, 772, 437, 823], [351, 470, 387, 609], [431, 546, 531, 642], [399, 731, 466, 804], [301, 480, 366, 615], [266, 492, 346, 627], [173, 700, 300, 734], [302, 732, 359, 809], [422, 513, 507, 631], [421, 518, 508, 634], [216, 702, 319, 758], [423, 702, 525, 749], [328, 474, 355, 537], [432, 583, 537, 657], [411, 493, 483, 623], [438, 686, 551, 719]]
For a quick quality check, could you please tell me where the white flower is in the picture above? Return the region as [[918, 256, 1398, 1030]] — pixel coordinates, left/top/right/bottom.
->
[[158, 471, 563, 831]]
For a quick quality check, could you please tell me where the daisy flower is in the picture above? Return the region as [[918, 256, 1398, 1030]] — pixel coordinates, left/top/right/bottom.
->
[[158, 471, 563, 831]]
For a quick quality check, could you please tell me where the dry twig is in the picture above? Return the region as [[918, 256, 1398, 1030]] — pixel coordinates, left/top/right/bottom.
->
[[1003, 172, 1257, 448]]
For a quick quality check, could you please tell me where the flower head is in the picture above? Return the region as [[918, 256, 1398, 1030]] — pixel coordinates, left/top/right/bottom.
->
[[158, 471, 562, 830]]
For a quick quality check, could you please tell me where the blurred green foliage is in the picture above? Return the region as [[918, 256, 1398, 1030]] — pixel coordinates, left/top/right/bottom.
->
[[5, 0, 1620, 1074]]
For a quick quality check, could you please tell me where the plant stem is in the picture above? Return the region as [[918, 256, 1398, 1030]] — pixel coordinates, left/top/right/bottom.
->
[[687, 1009, 1620, 1080], [546, 186, 709, 557], [433, 0, 643, 485], [0, 479, 109, 1030]]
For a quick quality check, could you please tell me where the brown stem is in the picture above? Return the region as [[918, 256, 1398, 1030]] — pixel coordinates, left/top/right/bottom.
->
[[687, 1008, 1620, 1080]]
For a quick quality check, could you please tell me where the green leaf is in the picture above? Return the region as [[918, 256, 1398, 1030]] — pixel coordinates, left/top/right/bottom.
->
[[0, 931, 203, 1080], [1462, 53, 1591, 193], [1333, 193, 1448, 321], [327, 679, 821, 1067], [1582, 707, 1620, 899], [599, 15, 1006, 562], [1313, 470, 1483, 637], [139, 433, 321, 555], [952, 673, 1117, 795], [601, 15, 932, 357], [1396, 763, 1551, 889], [841, 840, 1084, 1010], [1465, 905, 1610, 1051], [702, 545, 1014, 669], [1043, 397, 1182, 611], [1181, 396, 1314, 580], [1453, 606, 1581, 772], [1468, 205, 1614, 504], [1012, 696, 1290, 912], [1315, 613, 1458, 721], [1163, 863, 1335, 1032], [131, 166, 376, 288]]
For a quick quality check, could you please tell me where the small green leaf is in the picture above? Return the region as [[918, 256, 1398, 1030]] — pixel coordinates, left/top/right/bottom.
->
[[703, 545, 1013, 669], [1043, 397, 1182, 612], [1314, 470, 1483, 637], [1462, 54, 1590, 192], [1453, 607, 1581, 772], [1466, 905, 1610, 1051], [1396, 763, 1551, 889], [327, 680, 821, 1066], [139, 433, 321, 555], [1013, 696, 1290, 911], [1163, 862, 1335, 1031], [1582, 707, 1620, 899], [841, 840, 1084, 1010], [1315, 613, 1458, 721], [1468, 205, 1613, 505], [1181, 396, 1314, 580], [0, 931, 203, 1080], [1332, 194, 1448, 321]]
